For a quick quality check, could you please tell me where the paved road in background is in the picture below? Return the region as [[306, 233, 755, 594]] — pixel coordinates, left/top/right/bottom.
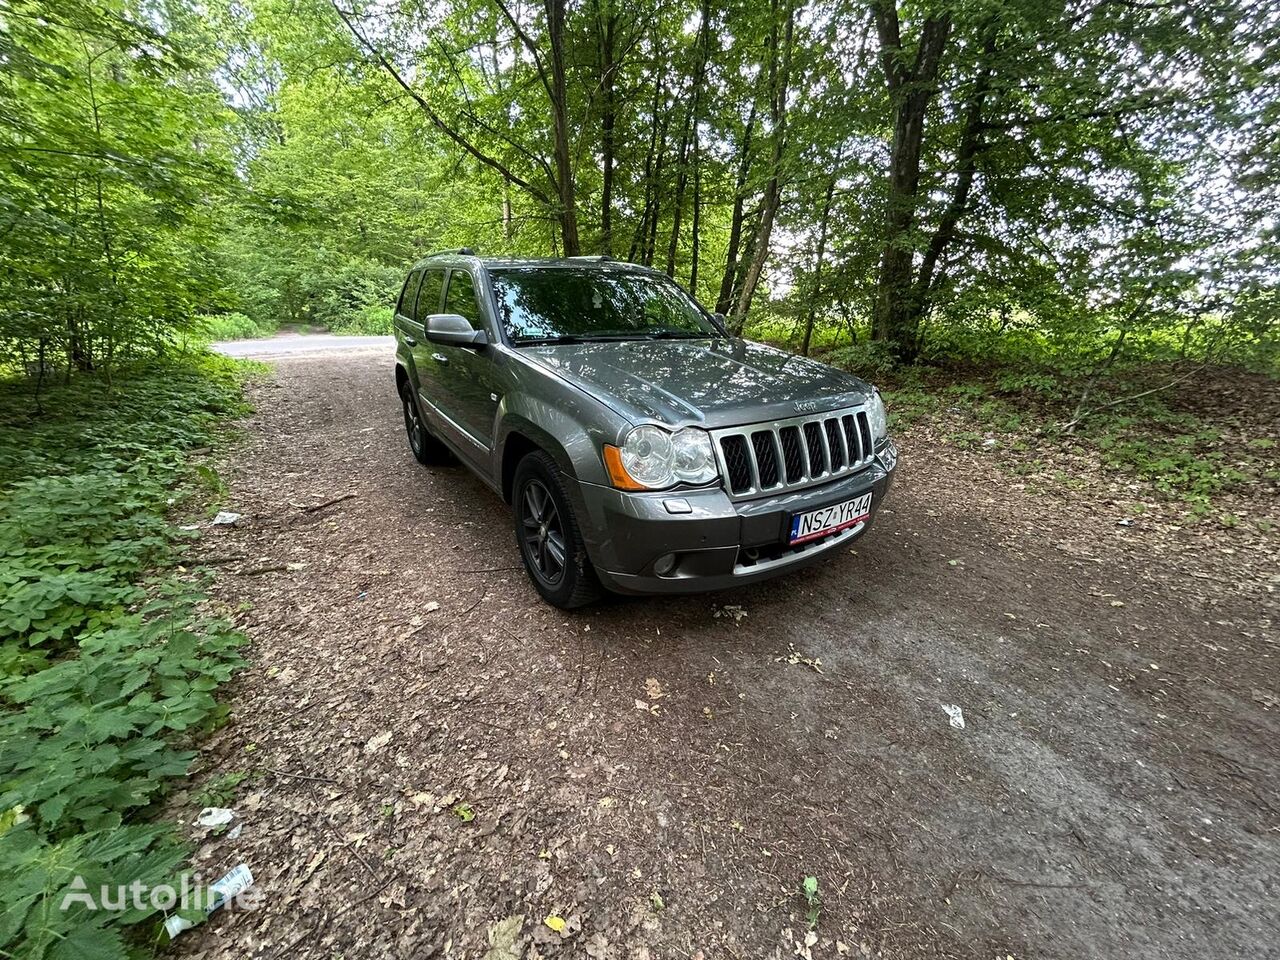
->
[[212, 333, 394, 358]]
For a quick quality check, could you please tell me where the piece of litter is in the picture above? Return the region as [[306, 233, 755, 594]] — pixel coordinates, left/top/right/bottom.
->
[[195, 807, 235, 828], [227, 823, 243, 839], [424, 601, 440, 613], [179, 523, 201, 531], [1116, 518, 1135, 527], [942, 704, 965, 729], [164, 864, 254, 940], [211, 511, 242, 526]]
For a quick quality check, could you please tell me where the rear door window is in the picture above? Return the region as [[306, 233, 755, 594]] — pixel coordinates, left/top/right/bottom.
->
[[443, 270, 484, 330], [396, 269, 422, 318], [414, 268, 445, 324]]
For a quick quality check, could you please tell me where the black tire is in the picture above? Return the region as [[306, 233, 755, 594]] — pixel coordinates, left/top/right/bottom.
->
[[512, 451, 602, 609], [399, 379, 451, 466]]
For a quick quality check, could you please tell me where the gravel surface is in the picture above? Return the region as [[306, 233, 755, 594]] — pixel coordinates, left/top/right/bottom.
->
[[177, 347, 1278, 960]]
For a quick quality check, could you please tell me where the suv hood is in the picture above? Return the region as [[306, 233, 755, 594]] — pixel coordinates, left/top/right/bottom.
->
[[518, 338, 873, 429]]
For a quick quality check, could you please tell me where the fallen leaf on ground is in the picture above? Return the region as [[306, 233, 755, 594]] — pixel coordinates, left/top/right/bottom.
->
[[364, 730, 393, 754]]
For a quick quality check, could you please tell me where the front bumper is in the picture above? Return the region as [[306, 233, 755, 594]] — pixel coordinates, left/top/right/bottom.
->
[[578, 441, 897, 595]]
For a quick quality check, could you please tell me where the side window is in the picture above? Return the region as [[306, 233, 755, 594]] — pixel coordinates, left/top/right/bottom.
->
[[443, 270, 484, 330], [396, 269, 422, 317], [414, 269, 445, 324]]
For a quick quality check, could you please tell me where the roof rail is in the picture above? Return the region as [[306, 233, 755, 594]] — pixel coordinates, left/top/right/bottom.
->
[[567, 254, 612, 262], [424, 247, 476, 259]]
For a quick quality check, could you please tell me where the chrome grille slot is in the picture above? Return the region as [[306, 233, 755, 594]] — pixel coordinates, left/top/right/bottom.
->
[[720, 435, 752, 494], [841, 414, 861, 462], [824, 418, 845, 471], [712, 404, 876, 500], [857, 410, 872, 455], [750, 431, 780, 488], [802, 422, 824, 476], [779, 426, 805, 483]]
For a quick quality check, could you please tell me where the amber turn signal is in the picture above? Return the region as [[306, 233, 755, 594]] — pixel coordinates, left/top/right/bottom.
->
[[603, 444, 650, 491]]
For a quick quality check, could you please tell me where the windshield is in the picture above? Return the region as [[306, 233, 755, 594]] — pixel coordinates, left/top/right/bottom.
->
[[489, 267, 721, 344]]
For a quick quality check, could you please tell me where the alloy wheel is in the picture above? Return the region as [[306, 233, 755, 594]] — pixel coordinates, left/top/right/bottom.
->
[[520, 479, 567, 585]]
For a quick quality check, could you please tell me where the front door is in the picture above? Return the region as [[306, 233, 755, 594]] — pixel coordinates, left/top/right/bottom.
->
[[423, 268, 501, 469]]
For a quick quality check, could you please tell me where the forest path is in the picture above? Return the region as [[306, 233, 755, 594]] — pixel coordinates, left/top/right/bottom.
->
[[183, 348, 1277, 960]]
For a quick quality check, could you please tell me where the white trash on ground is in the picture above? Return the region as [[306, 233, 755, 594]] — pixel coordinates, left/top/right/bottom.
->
[[163, 863, 255, 939], [195, 807, 235, 828], [211, 511, 242, 526], [942, 704, 966, 730]]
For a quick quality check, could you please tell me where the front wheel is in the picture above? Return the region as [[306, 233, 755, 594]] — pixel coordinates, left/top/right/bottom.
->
[[512, 451, 601, 609]]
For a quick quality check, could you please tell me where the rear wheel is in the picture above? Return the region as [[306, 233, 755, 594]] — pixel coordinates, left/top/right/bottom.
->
[[400, 379, 450, 465], [512, 451, 601, 609]]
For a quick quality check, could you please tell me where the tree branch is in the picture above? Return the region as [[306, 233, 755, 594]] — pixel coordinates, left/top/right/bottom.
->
[[329, 0, 550, 204]]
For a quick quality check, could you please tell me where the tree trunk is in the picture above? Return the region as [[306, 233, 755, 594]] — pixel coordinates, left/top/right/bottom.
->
[[690, 125, 702, 294], [716, 103, 757, 314], [644, 109, 669, 266], [545, 0, 580, 255], [595, 0, 618, 254], [665, 0, 711, 277], [630, 71, 665, 263], [731, 0, 795, 331], [801, 159, 840, 356], [911, 32, 997, 315], [870, 1, 952, 358]]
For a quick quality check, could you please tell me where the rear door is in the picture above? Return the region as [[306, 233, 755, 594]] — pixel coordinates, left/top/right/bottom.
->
[[394, 268, 423, 351]]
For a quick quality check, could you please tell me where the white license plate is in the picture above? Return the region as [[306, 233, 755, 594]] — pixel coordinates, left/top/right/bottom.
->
[[789, 492, 872, 545]]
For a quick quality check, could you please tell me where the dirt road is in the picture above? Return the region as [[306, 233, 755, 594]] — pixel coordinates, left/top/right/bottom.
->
[[185, 346, 1278, 959]]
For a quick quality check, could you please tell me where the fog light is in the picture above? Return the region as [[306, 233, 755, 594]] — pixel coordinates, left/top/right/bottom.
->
[[653, 553, 677, 576]]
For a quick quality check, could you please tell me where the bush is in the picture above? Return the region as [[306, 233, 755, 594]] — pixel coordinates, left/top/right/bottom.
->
[[196, 312, 274, 341], [0, 355, 250, 958], [329, 304, 393, 335], [823, 340, 900, 381]]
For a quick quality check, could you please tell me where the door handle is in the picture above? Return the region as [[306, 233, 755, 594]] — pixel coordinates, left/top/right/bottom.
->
[[403, 336, 417, 346], [432, 352, 448, 364]]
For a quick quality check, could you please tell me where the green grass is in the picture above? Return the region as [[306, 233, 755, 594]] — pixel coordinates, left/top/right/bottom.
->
[[0, 353, 253, 958]]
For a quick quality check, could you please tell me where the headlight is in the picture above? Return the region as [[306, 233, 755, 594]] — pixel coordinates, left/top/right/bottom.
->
[[604, 425, 718, 490], [867, 390, 888, 441]]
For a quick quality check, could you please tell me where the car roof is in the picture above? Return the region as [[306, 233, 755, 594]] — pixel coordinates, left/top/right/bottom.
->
[[409, 252, 660, 275]]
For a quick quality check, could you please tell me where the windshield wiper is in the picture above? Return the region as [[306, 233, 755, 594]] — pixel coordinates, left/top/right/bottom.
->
[[645, 330, 710, 340], [514, 335, 590, 346]]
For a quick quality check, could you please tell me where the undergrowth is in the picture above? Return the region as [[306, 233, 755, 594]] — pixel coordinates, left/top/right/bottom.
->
[[873, 363, 1276, 515], [0, 354, 252, 958]]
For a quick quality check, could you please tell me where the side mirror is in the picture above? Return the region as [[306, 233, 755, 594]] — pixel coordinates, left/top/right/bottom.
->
[[425, 313, 488, 348]]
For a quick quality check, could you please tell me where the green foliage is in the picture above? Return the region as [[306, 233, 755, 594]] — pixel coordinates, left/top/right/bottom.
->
[[0, 0, 239, 377], [195, 772, 248, 809], [0, 355, 249, 959], [329, 305, 394, 336], [800, 875, 820, 928], [197, 313, 276, 342]]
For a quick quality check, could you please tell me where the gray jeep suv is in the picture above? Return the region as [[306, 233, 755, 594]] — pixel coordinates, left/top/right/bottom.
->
[[393, 251, 897, 608]]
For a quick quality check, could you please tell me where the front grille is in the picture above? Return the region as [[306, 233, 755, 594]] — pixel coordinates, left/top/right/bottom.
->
[[714, 405, 876, 499]]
